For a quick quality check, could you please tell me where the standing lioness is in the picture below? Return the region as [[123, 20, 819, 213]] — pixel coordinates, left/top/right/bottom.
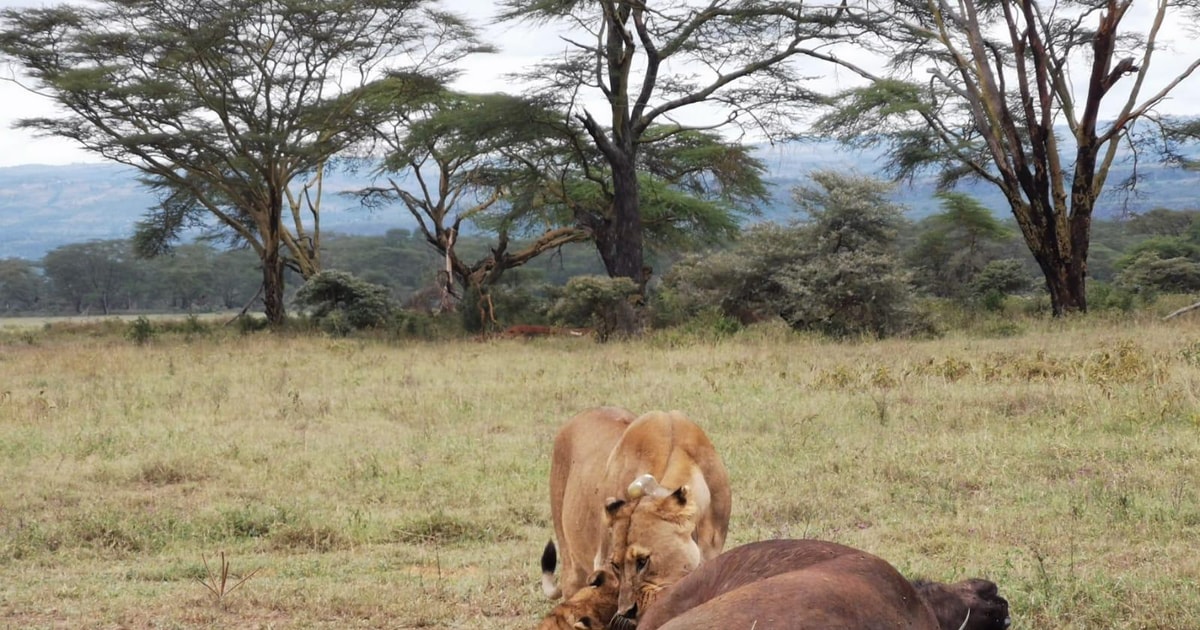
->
[[541, 408, 731, 628], [601, 411, 731, 622], [543, 406, 637, 601]]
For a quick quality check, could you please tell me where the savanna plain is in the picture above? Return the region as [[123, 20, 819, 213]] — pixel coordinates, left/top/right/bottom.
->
[[1, 313, 1198, 629]]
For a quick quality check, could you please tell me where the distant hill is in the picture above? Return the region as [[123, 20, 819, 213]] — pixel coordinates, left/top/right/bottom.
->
[[0, 163, 415, 260], [2, 142, 1199, 260], [756, 141, 1200, 222]]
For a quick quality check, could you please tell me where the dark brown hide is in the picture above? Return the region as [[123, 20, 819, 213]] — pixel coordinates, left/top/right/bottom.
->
[[633, 540, 1008, 630], [912, 578, 1010, 630]]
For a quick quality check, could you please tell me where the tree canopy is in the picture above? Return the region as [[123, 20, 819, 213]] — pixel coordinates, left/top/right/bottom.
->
[[0, 0, 486, 323], [496, 0, 857, 324], [813, 0, 1200, 315]]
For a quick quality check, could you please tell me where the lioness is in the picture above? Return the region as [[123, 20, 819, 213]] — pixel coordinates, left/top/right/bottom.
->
[[536, 568, 618, 630], [541, 408, 730, 619], [544, 406, 637, 600], [600, 410, 732, 622], [631, 539, 1011, 630]]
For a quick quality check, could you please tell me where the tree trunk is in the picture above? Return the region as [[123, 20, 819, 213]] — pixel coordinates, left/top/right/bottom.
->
[[600, 157, 645, 336], [608, 158, 647, 287], [261, 241, 286, 325], [260, 189, 287, 326], [1027, 239, 1087, 316]]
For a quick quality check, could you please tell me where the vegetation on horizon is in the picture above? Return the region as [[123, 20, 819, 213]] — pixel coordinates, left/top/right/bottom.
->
[[4, 0, 1198, 326]]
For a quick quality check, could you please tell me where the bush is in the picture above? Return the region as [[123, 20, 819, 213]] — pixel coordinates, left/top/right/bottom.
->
[[970, 259, 1032, 311], [1114, 253, 1200, 296], [775, 249, 919, 338], [665, 223, 806, 322], [294, 270, 395, 335], [234, 314, 269, 335], [664, 171, 921, 339], [125, 316, 156, 345], [1089, 282, 1137, 312], [549, 275, 641, 341]]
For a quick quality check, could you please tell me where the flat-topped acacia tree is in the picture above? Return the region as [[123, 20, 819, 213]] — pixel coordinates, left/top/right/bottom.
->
[[496, 0, 859, 316], [358, 85, 768, 324], [0, 0, 486, 324]]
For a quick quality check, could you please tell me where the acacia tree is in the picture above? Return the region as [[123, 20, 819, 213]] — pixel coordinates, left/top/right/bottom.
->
[[0, 0, 484, 324], [497, 0, 853, 295], [41, 240, 138, 314], [909, 192, 1015, 298], [0, 258, 44, 312], [359, 88, 593, 320], [360, 86, 766, 323], [814, 0, 1200, 315]]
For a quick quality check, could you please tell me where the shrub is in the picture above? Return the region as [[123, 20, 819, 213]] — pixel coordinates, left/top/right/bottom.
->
[[1089, 282, 1137, 312], [970, 259, 1032, 311], [775, 249, 919, 338], [664, 171, 921, 338], [1114, 253, 1200, 296], [294, 270, 395, 335], [126, 316, 156, 345], [549, 275, 641, 341]]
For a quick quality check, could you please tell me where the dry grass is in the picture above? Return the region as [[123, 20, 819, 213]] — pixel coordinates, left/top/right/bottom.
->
[[1, 313, 1198, 628]]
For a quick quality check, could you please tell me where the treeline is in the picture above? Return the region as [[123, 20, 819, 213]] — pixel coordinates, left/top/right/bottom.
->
[[0, 228, 606, 318], [4, 193, 1199, 331]]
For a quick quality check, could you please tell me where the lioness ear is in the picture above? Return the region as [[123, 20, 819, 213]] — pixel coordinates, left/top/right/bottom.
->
[[586, 570, 608, 587], [604, 497, 625, 518], [671, 485, 690, 505], [573, 620, 589, 630]]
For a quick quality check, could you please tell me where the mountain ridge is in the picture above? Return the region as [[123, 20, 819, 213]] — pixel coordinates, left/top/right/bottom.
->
[[3, 143, 1199, 260]]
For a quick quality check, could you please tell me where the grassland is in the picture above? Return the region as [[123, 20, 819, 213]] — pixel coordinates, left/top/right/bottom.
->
[[1, 313, 1198, 629]]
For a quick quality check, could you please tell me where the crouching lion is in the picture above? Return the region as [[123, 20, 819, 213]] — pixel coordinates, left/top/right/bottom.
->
[[631, 539, 1011, 630]]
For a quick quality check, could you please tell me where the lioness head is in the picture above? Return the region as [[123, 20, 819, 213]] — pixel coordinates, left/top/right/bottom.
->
[[604, 475, 701, 622], [537, 568, 619, 630]]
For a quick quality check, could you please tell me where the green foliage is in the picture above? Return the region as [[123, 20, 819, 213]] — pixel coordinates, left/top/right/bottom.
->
[[0, 0, 485, 323], [970, 259, 1032, 311], [665, 222, 809, 323], [666, 171, 921, 338], [908, 192, 1016, 299], [382, 310, 445, 341], [0, 258, 44, 313], [1125, 208, 1200, 237], [1114, 253, 1200, 296], [815, 80, 928, 142], [775, 249, 920, 338], [793, 171, 907, 255], [125, 316, 156, 345], [294, 271, 395, 335], [787, 172, 920, 337], [1088, 282, 1137, 312], [1116, 235, 1200, 269], [549, 275, 640, 341]]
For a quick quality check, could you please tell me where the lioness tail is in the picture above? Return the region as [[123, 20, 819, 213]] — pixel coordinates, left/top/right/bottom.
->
[[541, 539, 562, 599]]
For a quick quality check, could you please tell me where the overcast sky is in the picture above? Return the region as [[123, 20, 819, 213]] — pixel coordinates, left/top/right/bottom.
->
[[1, 0, 1198, 168]]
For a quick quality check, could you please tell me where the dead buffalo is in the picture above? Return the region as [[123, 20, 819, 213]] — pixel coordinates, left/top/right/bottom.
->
[[620, 539, 1009, 630]]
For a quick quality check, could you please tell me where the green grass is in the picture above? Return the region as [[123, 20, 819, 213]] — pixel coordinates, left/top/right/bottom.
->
[[1, 313, 1198, 628]]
